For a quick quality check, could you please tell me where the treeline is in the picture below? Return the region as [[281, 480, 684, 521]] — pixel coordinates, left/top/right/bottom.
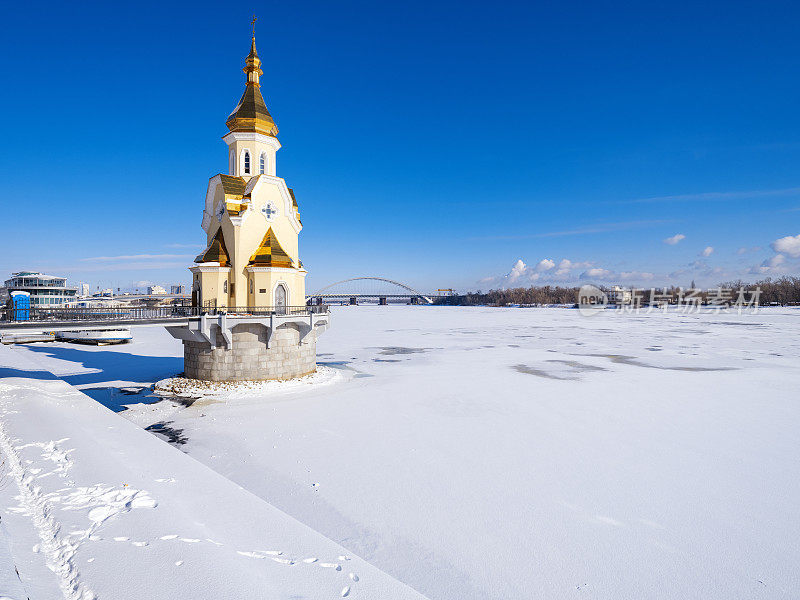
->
[[718, 276, 800, 305], [435, 285, 581, 306], [435, 276, 800, 306]]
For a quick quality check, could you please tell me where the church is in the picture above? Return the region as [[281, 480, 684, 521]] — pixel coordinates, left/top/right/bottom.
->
[[165, 28, 328, 382], [191, 31, 306, 310]]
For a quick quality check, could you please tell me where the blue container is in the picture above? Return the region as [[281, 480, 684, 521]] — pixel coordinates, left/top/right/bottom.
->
[[10, 291, 30, 321]]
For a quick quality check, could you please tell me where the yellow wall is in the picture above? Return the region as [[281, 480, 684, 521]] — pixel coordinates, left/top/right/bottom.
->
[[198, 175, 305, 309], [228, 140, 277, 177]]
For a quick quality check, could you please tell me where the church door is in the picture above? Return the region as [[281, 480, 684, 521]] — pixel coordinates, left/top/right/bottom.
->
[[274, 284, 287, 314]]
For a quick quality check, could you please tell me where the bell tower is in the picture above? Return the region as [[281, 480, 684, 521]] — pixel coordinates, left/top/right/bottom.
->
[[223, 33, 280, 179]]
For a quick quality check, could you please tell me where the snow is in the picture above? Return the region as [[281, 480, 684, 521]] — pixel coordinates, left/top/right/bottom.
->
[[0, 344, 427, 599], [4, 305, 800, 599]]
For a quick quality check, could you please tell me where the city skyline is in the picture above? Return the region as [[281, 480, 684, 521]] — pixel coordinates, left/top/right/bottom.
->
[[2, 1, 800, 292]]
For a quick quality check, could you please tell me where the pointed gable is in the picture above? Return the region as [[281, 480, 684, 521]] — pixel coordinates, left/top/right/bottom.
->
[[195, 228, 230, 266], [249, 227, 293, 267]]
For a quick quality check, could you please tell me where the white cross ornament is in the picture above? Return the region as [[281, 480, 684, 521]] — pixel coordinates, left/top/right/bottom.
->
[[261, 201, 278, 221]]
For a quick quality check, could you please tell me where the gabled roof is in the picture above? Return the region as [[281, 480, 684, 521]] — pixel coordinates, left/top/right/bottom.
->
[[287, 187, 301, 223], [219, 175, 246, 197], [195, 228, 230, 266], [248, 227, 293, 267]]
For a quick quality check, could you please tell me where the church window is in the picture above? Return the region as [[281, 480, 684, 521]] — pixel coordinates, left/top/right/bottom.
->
[[244, 151, 251, 174], [223, 280, 228, 294], [259, 153, 266, 174]]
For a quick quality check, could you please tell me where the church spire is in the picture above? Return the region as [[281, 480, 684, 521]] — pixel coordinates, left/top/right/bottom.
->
[[244, 33, 262, 86], [226, 19, 278, 137]]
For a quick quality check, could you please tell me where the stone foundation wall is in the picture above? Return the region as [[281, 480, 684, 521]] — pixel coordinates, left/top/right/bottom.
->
[[182, 322, 316, 381]]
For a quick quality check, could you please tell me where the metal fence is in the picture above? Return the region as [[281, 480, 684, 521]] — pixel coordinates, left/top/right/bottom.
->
[[0, 304, 329, 324]]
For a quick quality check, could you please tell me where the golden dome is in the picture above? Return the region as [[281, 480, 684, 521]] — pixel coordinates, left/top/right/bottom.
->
[[225, 37, 279, 137]]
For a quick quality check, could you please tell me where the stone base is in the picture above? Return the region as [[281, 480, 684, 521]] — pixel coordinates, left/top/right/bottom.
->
[[182, 322, 317, 382]]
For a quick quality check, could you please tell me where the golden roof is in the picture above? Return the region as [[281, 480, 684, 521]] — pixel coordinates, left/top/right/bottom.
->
[[249, 227, 293, 267], [226, 37, 279, 137], [287, 187, 301, 224], [219, 174, 246, 197], [195, 228, 230, 266]]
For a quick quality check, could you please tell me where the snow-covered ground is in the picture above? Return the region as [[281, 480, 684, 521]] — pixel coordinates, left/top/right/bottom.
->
[[0, 344, 425, 599], [5, 305, 800, 599]]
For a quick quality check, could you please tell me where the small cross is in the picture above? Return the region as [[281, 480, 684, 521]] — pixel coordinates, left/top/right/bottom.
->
[[251, 15, 257, 38], [262, 203, 277, 219]]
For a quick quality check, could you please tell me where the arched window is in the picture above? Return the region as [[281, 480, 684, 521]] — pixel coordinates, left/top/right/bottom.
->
[[259, 153, 266, 174], [223, 280, 228, 294], [243, 151, 251, 175]]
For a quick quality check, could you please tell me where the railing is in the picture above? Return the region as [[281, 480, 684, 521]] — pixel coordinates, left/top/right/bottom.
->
[[208, 305, 329, 317], [0, 304, 329, 324]]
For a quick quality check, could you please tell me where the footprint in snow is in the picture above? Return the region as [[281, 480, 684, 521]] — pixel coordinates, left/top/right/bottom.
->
[[272, 557, 294, 565], [180, 538, 200, 543], [349, 573, 359, 582], [302, 557, 317, 563], [338, 555, 350, 561], [159, 534, 178, 540], [320, 563, 341, 571], [132, 541, 149, 547], [237, 551, 264, 559], [175, 561, 183, 566], [113, 537, 129, 542], [155, 478, 176, 483], [341, 586, 351, 597]]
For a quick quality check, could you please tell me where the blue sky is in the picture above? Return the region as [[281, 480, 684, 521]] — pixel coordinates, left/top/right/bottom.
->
[[2, 1, 799, 293]]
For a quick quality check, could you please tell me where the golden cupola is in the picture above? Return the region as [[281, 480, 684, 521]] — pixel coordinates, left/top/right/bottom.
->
[[225, 36, 279, 137]]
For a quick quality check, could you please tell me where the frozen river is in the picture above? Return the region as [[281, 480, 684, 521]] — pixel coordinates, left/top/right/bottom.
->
[[9, 305, 800, 599]]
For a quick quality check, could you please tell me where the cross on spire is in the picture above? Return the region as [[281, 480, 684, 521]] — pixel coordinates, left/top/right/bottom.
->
[[251, 14, 257, 38]]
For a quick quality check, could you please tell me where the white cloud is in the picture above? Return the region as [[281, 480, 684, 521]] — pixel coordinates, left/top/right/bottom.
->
[[535, 258, 555, 272], [504, 259, 528, 283], [771, 234, 800, 258], [580, 268, 613, 280], [749, 254, 786, 275], [554, 258, 592, 277], [625, 186, 800, 204], [663, 234, 686, 245], [701, 246, 714, 257]]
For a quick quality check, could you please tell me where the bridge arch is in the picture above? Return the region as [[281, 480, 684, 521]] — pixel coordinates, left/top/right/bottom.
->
[[309, 277, 433, 304]]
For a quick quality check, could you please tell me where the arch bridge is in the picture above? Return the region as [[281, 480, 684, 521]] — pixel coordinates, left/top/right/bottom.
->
[[308, 277, 434, 305]]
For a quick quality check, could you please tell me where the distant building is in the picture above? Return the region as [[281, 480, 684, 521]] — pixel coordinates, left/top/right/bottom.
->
[[609, 286, 633, 305], [93, 288, 114, 297], [78, 283, 91, 298], [148, 285, 167, 295], [4, 272, 77, 306], [170, 284, 187, 295]]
